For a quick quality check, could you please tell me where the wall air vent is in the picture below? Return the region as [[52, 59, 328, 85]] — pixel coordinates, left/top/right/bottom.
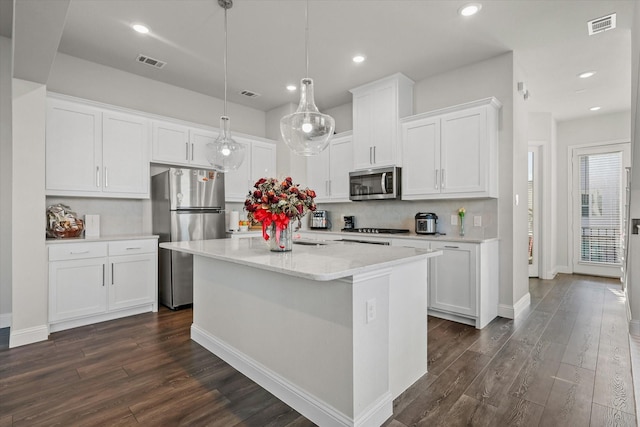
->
[[136, 54, 167, 69], [587, 13, 616, 35], [239, 90, 260, 98]]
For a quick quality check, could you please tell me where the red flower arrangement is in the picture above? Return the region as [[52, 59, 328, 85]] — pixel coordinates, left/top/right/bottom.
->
[[244, 177, 317, 244]]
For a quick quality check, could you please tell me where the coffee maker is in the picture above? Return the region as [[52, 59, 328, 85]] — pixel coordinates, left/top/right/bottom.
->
[[343, 215, 355, 231]]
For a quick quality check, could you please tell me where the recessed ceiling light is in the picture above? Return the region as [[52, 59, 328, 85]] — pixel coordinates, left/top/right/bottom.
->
[[590, 106, 601, 111], [352, 55, 366, 63], [459, 3, 482, 17], [132, 24, 149, 34], [286, 85, 297, 91], [578, 71, 596, 79]]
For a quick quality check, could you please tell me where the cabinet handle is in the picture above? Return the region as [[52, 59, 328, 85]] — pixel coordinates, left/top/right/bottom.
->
[[102, 264, 105, 286], [96, 166, 100, 187], [325, 180, 329, 195], [328, 180, 331, 196], [125, 247, 142, 250], [69, 250, 89, 255], [444, 245, 459, 249], [104, 167, 108, 188], [441, 169, 446, 189], [373, 146, 376, 164], [191, 143, 194, 161], [435, 169, 439, 190], [369, 147, 373, 164], [185, 142, 189, 161], [111, 263, 114, 285]]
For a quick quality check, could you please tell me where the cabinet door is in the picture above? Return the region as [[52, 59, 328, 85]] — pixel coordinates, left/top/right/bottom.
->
[[440, 107, 487, 194], [102, 112, 150, 197], [224, 138, 251, 202], [251, 140, 276, 181], [370, 84, 396, 167], [306, 147, 330, 201], [46, 99, 102, 194], [429, 242, 477, 316], [189, 128, 218, 168], [352, 92, 374, 170], [328, 134, 353, 201], [151, 121, 191, 166], [109, 253, 156, 311], [49, 258, 108, 322], [401, 117, 441, 199]]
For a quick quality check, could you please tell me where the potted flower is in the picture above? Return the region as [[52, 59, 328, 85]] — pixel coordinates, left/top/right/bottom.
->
[[458, 207, 466, 237], [244, 177, 316, 251]]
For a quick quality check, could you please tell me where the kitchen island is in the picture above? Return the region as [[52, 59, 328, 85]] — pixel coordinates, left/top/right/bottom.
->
[[160, 237, 441, 427]]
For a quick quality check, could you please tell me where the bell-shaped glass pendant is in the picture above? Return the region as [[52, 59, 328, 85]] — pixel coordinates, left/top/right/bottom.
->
[[280, 78, 335, 156], [206, 116, 246, 172]]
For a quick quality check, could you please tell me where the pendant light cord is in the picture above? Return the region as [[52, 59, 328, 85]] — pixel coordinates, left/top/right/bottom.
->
[[305, 0, 309, 78], [223, 5, 228, 117]]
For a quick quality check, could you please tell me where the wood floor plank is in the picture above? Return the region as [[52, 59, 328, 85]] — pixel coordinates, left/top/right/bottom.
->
[[538, 362, 595, 426], [492, 395, 545, 427], [426, 320, 481, 376], [590, 402, 638, 427], [467, 316, 515, 357], [538, 309, 578, 345], [508, 339, 565, 406], [392, 371, 439, 416], [561, 303, 603, 370], [445, 394, 498, 426], [395, 350, 491, 426]]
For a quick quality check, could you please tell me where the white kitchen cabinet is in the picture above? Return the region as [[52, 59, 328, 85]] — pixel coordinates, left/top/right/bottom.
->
[[350, 73, 414, 170], [401, 97, 501, 200], [151, 121, 216, 167], [429, 239, 499, 329], [306, 132, 353, 202], [45, 97, 150, 198], [48, 238, 158, 332], [225, 137, 277, 202]]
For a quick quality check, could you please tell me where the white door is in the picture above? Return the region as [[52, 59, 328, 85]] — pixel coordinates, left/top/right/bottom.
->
[[528, 147, 540, 277], [429, 242, 477, 317], [102, 112, 149, 196], [571, 143, 631, 277], [109, 254, 155, 310]]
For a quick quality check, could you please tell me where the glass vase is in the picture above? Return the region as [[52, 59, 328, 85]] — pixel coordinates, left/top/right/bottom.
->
[[459, 216, 465, 237], [269, 222, 293, 252]]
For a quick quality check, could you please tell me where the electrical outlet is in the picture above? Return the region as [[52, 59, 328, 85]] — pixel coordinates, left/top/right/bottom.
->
[[474, 216, 482, 227], [451, 215, 458, 225], [366, 299, 376, 323]]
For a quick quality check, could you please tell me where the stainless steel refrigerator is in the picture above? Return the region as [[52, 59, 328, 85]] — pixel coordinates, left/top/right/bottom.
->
[[151, 168, 226, 309]]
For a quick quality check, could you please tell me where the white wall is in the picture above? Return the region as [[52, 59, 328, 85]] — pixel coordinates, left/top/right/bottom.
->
[[48, 53, 267, 138], [325, 102, 353, 133], [0, 36, 12, 327], [555, 111, 632, 272], [10, 79, 48, 347]]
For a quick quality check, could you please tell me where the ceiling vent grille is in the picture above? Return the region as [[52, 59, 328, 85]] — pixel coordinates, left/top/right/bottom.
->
[[588, 13, 616, 35], [239, 90, 260, 98], [136, 54, 167, 69]]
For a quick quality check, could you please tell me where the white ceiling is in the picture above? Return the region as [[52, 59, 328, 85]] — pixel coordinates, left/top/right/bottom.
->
[[2, 0, 634, 122]]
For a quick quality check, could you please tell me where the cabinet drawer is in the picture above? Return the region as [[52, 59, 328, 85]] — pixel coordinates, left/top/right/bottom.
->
[[109, 239, 157, 256], [49, 242, 108, 261]]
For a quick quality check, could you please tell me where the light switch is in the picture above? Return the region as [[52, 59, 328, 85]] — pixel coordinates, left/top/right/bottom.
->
[[474, 216, 482, 227], [451, 215, 458, 225]]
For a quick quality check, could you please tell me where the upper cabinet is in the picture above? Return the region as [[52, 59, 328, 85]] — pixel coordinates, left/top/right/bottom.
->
[[401, 97, 501, 200], [225, 137, 277, 202], [46, 97, 150, 199], [151, 121, 216, 168], [350, 73, 414, 170], [306, 132, 353, 203]]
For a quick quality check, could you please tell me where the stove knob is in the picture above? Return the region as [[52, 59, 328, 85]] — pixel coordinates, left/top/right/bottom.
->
[[374, 229, 379, 233]]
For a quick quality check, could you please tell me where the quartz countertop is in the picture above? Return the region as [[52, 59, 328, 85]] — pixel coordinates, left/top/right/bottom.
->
[[160, 237, 441, 282], [46, 234, 159, 244], [300, 230, 498, 244]]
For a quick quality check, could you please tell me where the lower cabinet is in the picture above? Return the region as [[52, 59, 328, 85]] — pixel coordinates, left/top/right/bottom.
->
[[48, 239, 158, 332], [392, 238, 499, 329]]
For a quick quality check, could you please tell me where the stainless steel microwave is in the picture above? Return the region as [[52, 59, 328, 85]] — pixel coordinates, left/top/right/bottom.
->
[[349, 167, 401, 201]]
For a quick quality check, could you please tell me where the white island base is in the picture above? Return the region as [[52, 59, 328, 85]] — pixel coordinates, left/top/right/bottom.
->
[[162, 238, 441, 427]]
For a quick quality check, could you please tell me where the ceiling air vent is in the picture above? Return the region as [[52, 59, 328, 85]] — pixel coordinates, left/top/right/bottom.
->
[[587, 13, 616, 35], [136, 54, 167, 69], [239, 90, 260, 98]]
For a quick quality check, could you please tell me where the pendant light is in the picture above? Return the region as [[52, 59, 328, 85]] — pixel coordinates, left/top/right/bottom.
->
[[206, 0, 245, 172], [280, 0, 335, 156]]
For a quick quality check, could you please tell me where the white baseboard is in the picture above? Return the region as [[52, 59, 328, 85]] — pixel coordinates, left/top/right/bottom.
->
[[556, 265, 572, 274], [630, 320, 640, 337], [498, 293, 531, 320], [191, 324, 392, 427], [0, 312, 11, 328], [9, 324, 48, 348]]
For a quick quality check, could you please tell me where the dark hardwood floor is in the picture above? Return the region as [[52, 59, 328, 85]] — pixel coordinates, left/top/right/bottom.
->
[[0, 274, 636, 426]]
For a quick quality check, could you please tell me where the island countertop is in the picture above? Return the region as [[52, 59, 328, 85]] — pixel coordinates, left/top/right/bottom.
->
[[160, 237, 441, 282]]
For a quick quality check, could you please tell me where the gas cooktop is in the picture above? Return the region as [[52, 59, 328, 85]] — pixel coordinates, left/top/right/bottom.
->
[[341, 228, 410, 234]]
